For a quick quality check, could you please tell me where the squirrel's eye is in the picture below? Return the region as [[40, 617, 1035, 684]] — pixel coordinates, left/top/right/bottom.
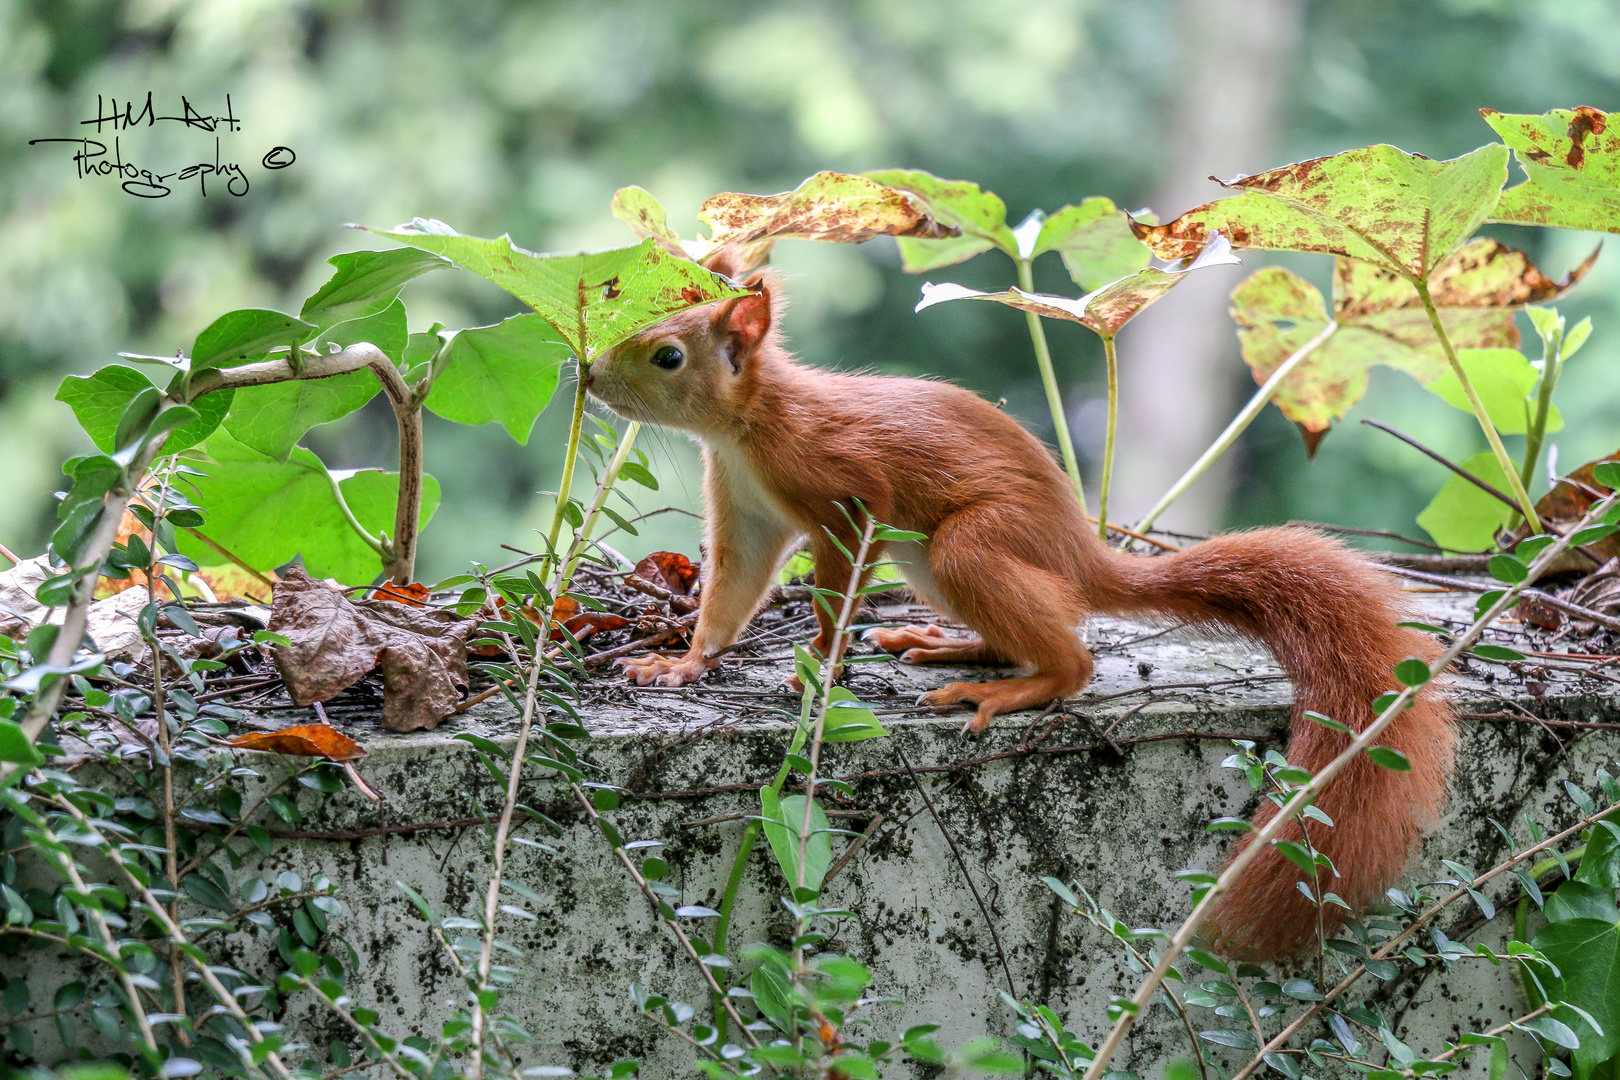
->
[[651, 345, 684, 370]]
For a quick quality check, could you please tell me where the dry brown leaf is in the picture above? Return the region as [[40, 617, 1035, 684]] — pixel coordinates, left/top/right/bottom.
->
[[1523, 447, 1620, 566], [548, 595, 631, 642], [375, 581, 431, 607], [630, 551, 699, 596], [229, 723, 367, 762], [266, 566, 481, 732], [0, 554, 149, 659], [494, 594, 631, 643]]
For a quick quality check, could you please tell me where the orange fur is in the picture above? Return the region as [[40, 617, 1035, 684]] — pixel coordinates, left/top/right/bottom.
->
[[587, 269, 1456, 961]]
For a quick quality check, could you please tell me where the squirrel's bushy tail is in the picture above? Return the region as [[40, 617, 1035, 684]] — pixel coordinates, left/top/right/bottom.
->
[[1091, 528, 1456, 960]]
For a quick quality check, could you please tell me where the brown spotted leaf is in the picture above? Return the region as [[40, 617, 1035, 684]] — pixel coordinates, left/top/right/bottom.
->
[[1231, 238, 1594, 446], [266, 566, 480, 732], [862, 169, 1019, 272], [1483, 106, 1620, 234], [229, 724, 367, 762], [1133, 143, 1510, 281], [691, 172, 958, 274], [915, 234, 1239, 337], [364, 223, 752, 360], [609, 186, 686, 253]]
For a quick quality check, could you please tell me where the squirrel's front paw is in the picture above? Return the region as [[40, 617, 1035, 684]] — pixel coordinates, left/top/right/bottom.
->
[[620, 653, 716, 687]]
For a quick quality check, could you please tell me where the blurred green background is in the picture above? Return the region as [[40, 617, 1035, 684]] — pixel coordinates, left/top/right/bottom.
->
[[1, 0, 1617, 583]]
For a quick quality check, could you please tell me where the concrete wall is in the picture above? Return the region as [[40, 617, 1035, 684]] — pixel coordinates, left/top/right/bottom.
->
[[8, 597, 1618, 1078]]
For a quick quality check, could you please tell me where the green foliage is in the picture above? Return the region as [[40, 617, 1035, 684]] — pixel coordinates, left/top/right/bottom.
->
[[1031, 198, 1152, 291], [220, 296, 408, 461], [760, 790, 833, 894], [365, 224, 752, 360], [56, 367, 231, 456], [299, 248, 451, 331], [1416, 451, 1513, 552], [174, 431, 440, 585], [190, 310, 317, 374], [1426, 347, 1563, 435], [1530, 818, 1620, 1077], [424, 315, 571, 444]]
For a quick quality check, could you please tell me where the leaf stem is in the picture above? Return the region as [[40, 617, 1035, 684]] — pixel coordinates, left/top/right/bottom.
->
[[1017, 257, 1088, 514], [1414, 280, 1541, 529], [544, 366, 591, 568], [368, 350, 425, 585], [1097, 334, 1119, 539], [1135, 319, 1336, 537], [1514, 319, 1565, 532], [561, 422, 641, 586], [324, 467, 388, 560]]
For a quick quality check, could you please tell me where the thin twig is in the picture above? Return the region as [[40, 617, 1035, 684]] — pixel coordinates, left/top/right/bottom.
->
[[1360, 418, 1519, 512], [1290, 521, 1443, 552], [1379, 564, 1620, 633]]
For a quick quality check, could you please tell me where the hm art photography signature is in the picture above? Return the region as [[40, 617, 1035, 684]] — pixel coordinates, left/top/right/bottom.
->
[[29, 92, 295, 198]]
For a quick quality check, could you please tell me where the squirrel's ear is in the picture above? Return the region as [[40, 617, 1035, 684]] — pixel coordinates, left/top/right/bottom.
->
[[717, 285, 772, 371]]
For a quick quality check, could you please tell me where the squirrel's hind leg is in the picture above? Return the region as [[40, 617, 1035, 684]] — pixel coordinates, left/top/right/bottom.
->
[[919, 509, 1092, 733], [864, 625, 1012, 666]]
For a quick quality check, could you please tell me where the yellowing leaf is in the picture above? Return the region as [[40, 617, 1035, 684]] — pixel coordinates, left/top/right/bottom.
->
[[915, 234, 1239, 337], [609, 186, 684, 249], [1134, 143, 1510, 280], [613, 174, 957, 275], [1230, 238, 1592, 449], [863, 169, 1018, 271], [697, 171, 955, 261], [1483, 106, 1620, 234]]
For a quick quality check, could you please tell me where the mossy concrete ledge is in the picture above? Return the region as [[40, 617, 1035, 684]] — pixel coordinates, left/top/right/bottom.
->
[[13, 593, 1620, 1077]]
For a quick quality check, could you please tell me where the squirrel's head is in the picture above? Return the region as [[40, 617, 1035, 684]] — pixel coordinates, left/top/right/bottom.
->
[[586, 247, 782, 436]]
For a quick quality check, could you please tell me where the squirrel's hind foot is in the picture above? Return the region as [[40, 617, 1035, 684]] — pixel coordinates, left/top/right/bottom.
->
[[920, 674, 1077, 734], [865, 624, 1011, 666]]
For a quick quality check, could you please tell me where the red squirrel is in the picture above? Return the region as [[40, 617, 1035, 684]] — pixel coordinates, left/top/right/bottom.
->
[[584, 251, 1456, 960]]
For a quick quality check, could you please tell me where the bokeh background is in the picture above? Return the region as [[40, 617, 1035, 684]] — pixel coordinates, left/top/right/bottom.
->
[[2, 0, 1618, 583]]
